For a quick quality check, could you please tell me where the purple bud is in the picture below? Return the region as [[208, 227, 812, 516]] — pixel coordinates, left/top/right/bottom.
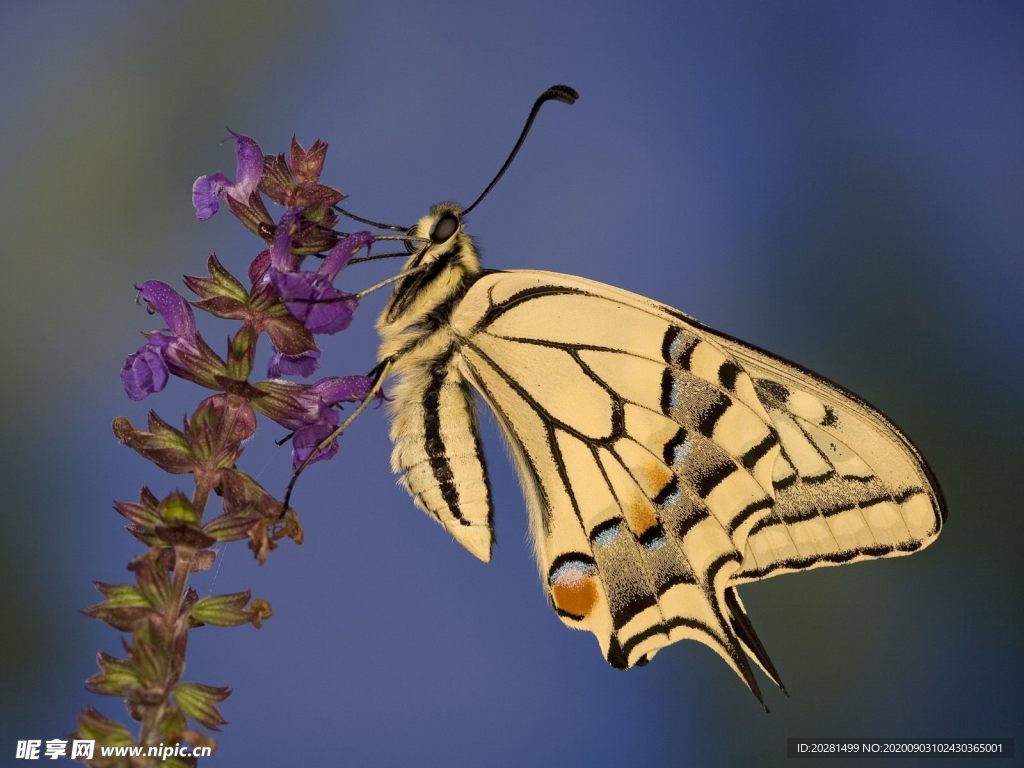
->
[[251, 374, 378, 467], [121, 344, 169, 400]]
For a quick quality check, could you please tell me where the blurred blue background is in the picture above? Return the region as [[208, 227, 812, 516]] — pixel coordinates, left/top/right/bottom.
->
[[1, 1, 1021, 765]]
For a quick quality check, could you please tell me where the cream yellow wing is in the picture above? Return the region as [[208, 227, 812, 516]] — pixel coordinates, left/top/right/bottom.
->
[[703, 331, 946, 584], [448, 269, 944, 699]]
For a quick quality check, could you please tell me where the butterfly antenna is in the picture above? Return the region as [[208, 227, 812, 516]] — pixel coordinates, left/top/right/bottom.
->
[[334, 206, 407, 232], [461, 84, 579, 216]]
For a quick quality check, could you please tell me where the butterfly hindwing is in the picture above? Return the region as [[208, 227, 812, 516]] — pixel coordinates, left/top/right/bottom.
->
[[459, 338, 763, 688]]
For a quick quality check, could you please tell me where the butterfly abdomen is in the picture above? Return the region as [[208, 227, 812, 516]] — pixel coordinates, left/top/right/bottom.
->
[[385, 331, 494, 562], [379, 211, 494, 561]]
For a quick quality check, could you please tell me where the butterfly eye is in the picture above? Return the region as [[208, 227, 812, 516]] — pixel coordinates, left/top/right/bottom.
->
[[429, 212, 460, 244]]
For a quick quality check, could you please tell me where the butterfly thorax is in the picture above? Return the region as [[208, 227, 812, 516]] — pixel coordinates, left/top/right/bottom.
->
[[376, 204, 481, 365]]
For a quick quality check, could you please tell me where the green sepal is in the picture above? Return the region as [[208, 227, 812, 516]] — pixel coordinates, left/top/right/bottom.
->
[[226, 325, 256, 380], [128, 551, 172, 606], [190, 591, 271, 628], [225, 189, 273, 239], [159, 491, 200, 525], [184, 255, 249, 306], [85, 652, 141, 696], [75, 707, 135, 746], [83, 584, 154, 631], [93, 582, 151, 608], [174, 682, 230, 731], [128, 619, 173, 685], [113, 413, 195, 474], [114, 486, 162, 544]]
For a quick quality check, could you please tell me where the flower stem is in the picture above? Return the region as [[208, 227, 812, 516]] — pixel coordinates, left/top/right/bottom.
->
[[135, 481, 212, 748]]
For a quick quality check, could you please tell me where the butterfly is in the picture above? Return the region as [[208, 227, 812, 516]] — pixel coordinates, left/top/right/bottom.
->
[[330, 85, 945, 704]]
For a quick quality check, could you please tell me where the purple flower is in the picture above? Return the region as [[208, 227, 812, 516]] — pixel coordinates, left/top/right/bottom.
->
[[252, 375, 376, 468], [288, 376, 377, 468], [192, 132, 264, 220], [121, 281, 224, 399], [291, 416, 341, 468], [268, 218, 372, 335], [267, 349, 320, 378]]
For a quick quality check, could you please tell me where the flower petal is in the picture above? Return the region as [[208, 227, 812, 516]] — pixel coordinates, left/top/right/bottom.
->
[[192, 133, 264, 219], [302, 289, 356, 334], [268, 349, 320, 378], [228, 132, 264, 203], [139, 281, 197, 341], [320, 231, 373, 280], [291, 422, 339, 468], [191, 173, 230, 220], [270, 209, 300, 271], [310, 375, 374, 405]]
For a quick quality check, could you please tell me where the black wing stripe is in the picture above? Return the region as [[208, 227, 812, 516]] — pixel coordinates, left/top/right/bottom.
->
[[460, 353, 555, 527], [421, 351, 467, 525], [742, 433, 778, 469], [738, 540, 926, 581], [465, 340, 625, 446]]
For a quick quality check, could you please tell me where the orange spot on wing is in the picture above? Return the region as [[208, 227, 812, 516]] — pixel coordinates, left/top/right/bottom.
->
[[641, 462, 674, 498], [624, 496, 659, 535], [551, 575, 598, 618]]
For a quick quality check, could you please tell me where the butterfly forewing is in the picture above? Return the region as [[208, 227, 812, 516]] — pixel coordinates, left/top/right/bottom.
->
[[706, 332, 945, 583]]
